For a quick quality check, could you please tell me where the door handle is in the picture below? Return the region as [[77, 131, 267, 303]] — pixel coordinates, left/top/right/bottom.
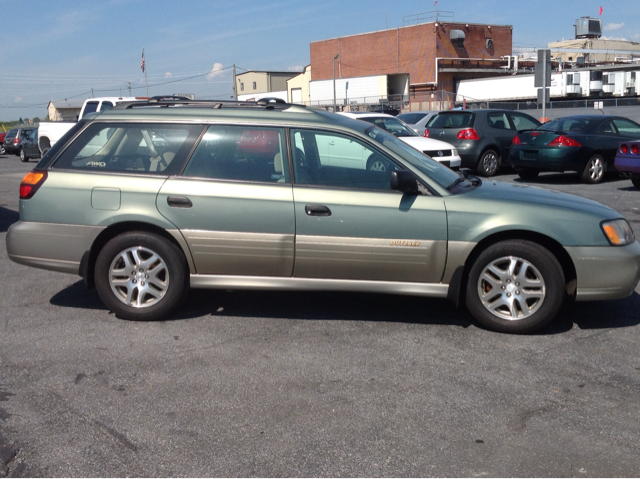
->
[[305, 204, 331, 216], [167, 196, 193, 208]]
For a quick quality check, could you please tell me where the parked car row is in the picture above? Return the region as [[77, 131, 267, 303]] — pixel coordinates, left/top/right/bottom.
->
[[2, 126, 41, 161]]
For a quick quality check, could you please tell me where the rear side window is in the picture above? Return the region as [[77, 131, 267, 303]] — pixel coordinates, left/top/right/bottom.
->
[[182, 125, 288, 183], [487, 112, 512, 130], [612, 118, 640, 136], [52, 123, 204, 175], [397, 113, 427, 124], [427, 113, 474, 128], [510, 113, 539, 131], [82, 101, 99, 117]]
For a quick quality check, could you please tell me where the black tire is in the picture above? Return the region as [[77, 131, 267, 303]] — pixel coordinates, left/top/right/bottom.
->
[[94, 232, 189, 321], [631, 177, 640, 189], [465, 240, 565, 334], [0, 146, 5, 155], [516, 168, 540, 180], [19, 148, 27, 162], [366, 154, 390, 172], [41, 147, 50, 157], [581, 154, 605, 184], [476, 149, 499, 177]]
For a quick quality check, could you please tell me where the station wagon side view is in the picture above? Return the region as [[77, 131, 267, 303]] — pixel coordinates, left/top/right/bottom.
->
[[6, 98, 640, 334]]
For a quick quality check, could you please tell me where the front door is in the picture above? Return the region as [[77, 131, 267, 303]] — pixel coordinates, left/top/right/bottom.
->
[[290, 128, 448, 283]]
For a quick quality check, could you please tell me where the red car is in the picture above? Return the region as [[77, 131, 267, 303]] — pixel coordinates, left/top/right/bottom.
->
[[0, 131, 6, 154]]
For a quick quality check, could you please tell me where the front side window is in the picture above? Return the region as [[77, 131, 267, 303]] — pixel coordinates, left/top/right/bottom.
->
[[596, 120, 616, 135], [53, 123, 203, 175], [183, 125, 288, 183], [291, 129, 397, 190]]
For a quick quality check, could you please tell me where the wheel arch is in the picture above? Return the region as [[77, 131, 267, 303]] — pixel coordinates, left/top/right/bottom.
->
[[81, 221, 191, 289], [448, 229, 577, 307]]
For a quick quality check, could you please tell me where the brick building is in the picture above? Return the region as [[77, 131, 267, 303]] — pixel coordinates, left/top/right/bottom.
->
[[310, 21, 512, 104]]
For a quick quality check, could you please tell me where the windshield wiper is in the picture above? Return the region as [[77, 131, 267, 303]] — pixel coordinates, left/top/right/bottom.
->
[[446, 171, 481, 190]]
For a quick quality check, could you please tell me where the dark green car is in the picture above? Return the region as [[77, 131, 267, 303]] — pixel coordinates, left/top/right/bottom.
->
[[510, 115, 640, 184], [6, 98, 640, 334]]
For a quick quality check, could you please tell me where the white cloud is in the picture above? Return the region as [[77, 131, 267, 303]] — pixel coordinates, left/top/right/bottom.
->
[[632, 33, 640, 40], [601, 35, 628, 41], [164, 72, 173, 79], [604, 22, 624, 32], [207, 63, 225, 80]]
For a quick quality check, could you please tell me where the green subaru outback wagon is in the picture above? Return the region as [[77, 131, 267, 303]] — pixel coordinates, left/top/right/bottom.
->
[[6, 98, 640, 334]]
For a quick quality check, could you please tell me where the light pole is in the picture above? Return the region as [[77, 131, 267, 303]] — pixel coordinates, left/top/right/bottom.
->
[[333, 54, 339, 112]]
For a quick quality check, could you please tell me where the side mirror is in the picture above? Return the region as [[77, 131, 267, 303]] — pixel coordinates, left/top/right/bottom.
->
[[390, 170, 419, 195]]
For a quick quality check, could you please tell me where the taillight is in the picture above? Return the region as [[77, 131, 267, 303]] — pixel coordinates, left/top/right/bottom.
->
[[512, 135, 522, 145], [424, 129, 430, 138], [620, 144, 629, 154], [547, 135, 582, 147], [19, 171, 47, 199], [632, 144, 639, 155], [13, 137, 19, 144], [457, 128, 480, 140]]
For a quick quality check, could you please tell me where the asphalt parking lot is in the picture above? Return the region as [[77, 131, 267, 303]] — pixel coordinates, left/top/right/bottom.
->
[[1, 156, 639, 477]]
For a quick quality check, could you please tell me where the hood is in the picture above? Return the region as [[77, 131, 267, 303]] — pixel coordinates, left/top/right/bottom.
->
[[467, 180, 619, 218], [400, 136, 455, 151]]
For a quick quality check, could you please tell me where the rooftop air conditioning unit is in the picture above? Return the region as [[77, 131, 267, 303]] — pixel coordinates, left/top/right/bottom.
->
[[575, 17, 602, 39]]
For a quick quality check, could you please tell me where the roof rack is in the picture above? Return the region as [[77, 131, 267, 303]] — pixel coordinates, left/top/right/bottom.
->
[[113, 95, 306, 111]]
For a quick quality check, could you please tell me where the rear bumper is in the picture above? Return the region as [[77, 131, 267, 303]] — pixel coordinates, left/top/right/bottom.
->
[[6, 221, 104, 275], [566, 241, 640, 301], [510, 147, 584, 171]]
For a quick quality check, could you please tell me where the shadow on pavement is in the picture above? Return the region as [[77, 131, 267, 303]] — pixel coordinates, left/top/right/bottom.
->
[[0, 206, 19, 233], [50, 280, 640, 334]]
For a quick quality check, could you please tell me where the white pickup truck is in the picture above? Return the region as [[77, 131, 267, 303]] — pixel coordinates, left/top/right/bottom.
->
[[38, 97, 143, 155]]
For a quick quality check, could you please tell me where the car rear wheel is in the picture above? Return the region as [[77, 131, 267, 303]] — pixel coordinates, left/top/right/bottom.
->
[[476, 149, 499, 177], [95, 232, 189, 321], [581, 154, 605, 184], [19, 148, 27, 162], [367, 155, 390, 172], [516, 168, 540, 180], [465, 240, 565, 334], [631, 178, 640, 189]]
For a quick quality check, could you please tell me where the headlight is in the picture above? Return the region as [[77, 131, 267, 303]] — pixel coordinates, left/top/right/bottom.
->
[[601, 219, 635, 246]]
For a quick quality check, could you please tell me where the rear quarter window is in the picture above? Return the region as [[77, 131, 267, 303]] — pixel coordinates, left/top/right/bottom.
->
[[52, 123, 204, 175], [427, 113, 474, 128]]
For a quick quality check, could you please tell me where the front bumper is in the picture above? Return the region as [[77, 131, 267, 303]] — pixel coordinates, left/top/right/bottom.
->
[[566, 240, 640, 301]]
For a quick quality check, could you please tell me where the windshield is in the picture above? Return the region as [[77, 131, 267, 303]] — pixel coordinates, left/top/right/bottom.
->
[[538, 118, 594, 132], [359, 116, 418, 137], [364, 126, 460, 189], [397, 113, 427, 124]]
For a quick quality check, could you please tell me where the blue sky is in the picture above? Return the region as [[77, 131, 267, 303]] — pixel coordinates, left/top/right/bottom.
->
[[1, 0, 637, 121]]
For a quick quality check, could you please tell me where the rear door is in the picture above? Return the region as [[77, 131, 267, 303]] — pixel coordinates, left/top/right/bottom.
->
[[157, 125, 296, 277], [486, 111, 515, 162], [290, 128, 447, 283]]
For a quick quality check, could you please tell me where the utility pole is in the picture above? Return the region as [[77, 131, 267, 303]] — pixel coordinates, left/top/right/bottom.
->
[[127, 82, 132, 96], [91, 88, 94, 98], [232, 64, 237, 100], [333, 54, 339, 112]]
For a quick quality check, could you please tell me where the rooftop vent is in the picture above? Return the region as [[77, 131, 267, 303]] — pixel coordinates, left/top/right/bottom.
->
[[450, 29, 465, 47], [575, 17, 602, 39]]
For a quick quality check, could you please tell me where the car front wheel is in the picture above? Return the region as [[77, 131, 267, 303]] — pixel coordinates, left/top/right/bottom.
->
[[95, 232, 189, 321], [465, 240, 565, 334], [476, 149, 499, 177], [581, 154, 605, 184], [367, 155, 390, 172], [19, 148, 27, 162]]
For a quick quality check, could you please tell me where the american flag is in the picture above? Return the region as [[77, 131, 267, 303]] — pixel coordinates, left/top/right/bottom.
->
[[141, 50, 145, 73]]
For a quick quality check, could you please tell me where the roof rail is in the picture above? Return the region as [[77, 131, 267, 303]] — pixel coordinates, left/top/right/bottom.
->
[[113, 96, 306, 111]]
